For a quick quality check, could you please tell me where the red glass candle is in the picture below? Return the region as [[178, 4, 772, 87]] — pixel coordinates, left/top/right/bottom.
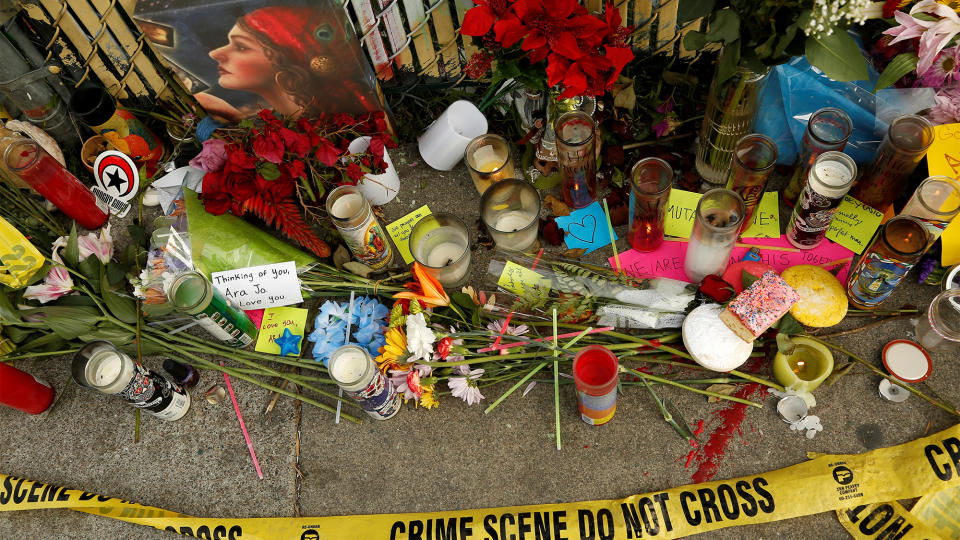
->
[[0, 362, 55, 414], [628, 157, 673, 251], [3, 138, 108, 230]]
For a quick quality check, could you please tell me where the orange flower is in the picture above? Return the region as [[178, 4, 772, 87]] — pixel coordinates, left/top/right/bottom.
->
[[393, 262, 450, 308]]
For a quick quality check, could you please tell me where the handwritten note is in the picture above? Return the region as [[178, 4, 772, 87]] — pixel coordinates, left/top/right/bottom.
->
[[386, 205, 432, 264], [497, 260, 551, 300], [610, 236, 854, 284], [555, 201, 617, 254], [254, 306, 308, 356], [825, 195, 884, 254], [211, 261, 303, 310], [740, 192, 780, 238], [663, 189, 702, 238], [927, 123, 960, 180]]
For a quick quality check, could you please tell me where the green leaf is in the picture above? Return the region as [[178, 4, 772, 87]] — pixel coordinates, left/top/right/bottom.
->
[[105, 262, 127, 286], [805, 30, 868, 82], [741, 269, 760, 289], [64, 222, 79, 267], [0, 289, 21, 322], [83, 321, 134, 346], [101, 272, 139, 324], [775, 332, 796, 356], [25, 262, 50, 287], [706, 10, 740, 44], [25, 306, 101, 340], [238, 118, 253, 130], [258, 162, 281, 181], [682, 30, 708, 52], [773, 24, 799, 58], [533, 172, 564, 190], [739, 48, 767, 75], [127, 223, 147, 248], [678, 0, 715, 24], [17, 332, 66, 353], [3, 325, 33, 343], [775, 312, 804, 336], [78, 256, 101, 294], [873, 53, 918, 92], [715, 40, 741, 86]]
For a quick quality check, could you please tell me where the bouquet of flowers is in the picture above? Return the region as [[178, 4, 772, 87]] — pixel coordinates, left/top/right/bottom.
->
[[460, 0, 634, 100], [190, 109, 396, 257]]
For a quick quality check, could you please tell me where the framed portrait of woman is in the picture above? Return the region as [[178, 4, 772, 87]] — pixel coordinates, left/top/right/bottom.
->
[[134, 0, 385, 122]]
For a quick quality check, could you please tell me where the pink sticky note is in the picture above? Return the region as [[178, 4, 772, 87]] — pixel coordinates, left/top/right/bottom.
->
[[610, 236, 854, 283]]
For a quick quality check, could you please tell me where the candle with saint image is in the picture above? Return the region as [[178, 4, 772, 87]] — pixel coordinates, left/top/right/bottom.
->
[[410, 213, 471, 287], [480, 179, 541, 251], [465, 134, 516, 195]]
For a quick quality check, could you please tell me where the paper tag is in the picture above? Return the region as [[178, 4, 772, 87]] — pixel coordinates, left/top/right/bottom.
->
[[386, 205, 432, 264], [254, 307, 308, 356], [92, 150, 139, 218], [497, 261, 550, 300], [663, 189, 702, 238], [740, 192, 780, 238], [825, 195, 884, 254], [554, 200, 617, 254], [926, 123, 960, 180], [211, 261, 303, 309]]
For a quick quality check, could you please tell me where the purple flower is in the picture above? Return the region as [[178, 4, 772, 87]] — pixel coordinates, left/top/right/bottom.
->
[[654, 97, 674, 114], [448, 368, 485, 405], [920, 47, 960, 88], [653, 119, 671, 138], [188, 139, 228, 173], [931, 86, 960, 124]]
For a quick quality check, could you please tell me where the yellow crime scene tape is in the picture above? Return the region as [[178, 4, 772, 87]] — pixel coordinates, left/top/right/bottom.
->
[[3, 423, 960, 539]]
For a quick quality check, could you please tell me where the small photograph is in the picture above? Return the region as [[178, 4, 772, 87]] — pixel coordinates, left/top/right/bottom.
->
[[133, 18, 175, 48], [164, 60, 210, 94]]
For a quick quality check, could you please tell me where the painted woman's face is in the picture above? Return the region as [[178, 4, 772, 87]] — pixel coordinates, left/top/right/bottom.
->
[[209, 25, 275, 92]]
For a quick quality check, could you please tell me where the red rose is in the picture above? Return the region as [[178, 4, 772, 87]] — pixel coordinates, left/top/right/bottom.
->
[[252, 130, 285, 164], [226, 146, 257, 171], [255, 175, 296, 203], [201, 191, 231, 215], [223, 170, 257, 201], [699, 274, 735, 303], [202, 169, 224, 194], [436, 337, 452, 360]]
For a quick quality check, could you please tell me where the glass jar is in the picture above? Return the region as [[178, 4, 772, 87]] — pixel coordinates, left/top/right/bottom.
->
[[464, 134, 516, 195], [628, 157, 674, 252], [555, 110, 598, 209], [2, 137, 108, 230], [849, 115, 935, 211], [846, 216, 928, 309], [782, 108, 852, 207], [899, 175, 960, 252], [913, 289, 960, 352], [325, 185, 392, 270], [785, 151, 857, 249], [684, 189, 746, 283], [725, 133, 778, 225], [480, 178, 541, 252], [695, 64, 769, 189], [409, 213, 471, 287]]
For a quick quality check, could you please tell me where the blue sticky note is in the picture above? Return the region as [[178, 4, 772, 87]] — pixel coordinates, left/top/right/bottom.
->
[[554, 201, 617, 255]]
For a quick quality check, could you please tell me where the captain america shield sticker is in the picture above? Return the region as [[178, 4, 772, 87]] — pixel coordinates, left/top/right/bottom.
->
[[91, 150, 139, 218]]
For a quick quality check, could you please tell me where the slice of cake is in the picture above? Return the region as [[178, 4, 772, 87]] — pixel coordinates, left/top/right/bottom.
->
[[719, 271, 800, 342]]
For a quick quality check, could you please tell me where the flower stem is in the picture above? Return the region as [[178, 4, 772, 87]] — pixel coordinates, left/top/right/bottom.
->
[[622, 367, 763, 408]]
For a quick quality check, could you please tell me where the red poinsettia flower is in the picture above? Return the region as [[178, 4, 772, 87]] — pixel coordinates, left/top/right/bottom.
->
[[604, 3, 633, 48], [252, 130, 285, 164], [279, 127, 312, 158], [346, 162, 364, 182], [314, 137, 341, 167], [282, 160, 306, 180], [255, 174, 296, 203], [460, 0, 513, 37]]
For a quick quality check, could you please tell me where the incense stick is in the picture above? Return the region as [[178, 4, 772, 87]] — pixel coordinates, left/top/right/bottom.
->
[[221, 361, 264, 479], [601, 199, 622, 274]]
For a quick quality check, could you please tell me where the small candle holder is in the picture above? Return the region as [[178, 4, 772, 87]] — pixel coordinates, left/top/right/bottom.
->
[[725, 133, 778, 226], [409, 213, 471, 288], [683, 189, 745, 283], [772, 337, 834, 393], [628, 157, 673, 252], [480, 178, 541, 252], [326, 185, 393, 271], [464, 134, 516, 195], [555, 110, 597, 209]]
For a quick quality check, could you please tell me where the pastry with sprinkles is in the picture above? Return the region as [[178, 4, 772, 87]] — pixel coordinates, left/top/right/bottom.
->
[[719, 271, 800, 343]]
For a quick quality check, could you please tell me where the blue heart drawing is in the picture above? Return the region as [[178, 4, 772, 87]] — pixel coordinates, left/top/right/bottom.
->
[[566, 214, 597, 244]]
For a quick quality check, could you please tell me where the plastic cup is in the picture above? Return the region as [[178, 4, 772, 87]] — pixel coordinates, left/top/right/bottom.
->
[[418, 100, 488, 171], [572, 345, 619, 426]]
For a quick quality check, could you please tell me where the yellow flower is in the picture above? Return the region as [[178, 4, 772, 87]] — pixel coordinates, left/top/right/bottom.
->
[[375, 326, 407, 373], [418, 385, 439, 410]]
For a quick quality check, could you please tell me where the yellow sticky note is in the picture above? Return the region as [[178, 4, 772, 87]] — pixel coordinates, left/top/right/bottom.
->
[[825, 195, 884, 255], [926, 123, 960, 180], [254, 306, 309, 356], [663, 189, 702, 238], [740, 191, 780, 238], [497, 261, 550, 301], [941, 217, 960, 266], [386, 205, 431, 264]]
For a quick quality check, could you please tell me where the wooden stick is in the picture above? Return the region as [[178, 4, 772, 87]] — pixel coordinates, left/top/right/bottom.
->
[[602, 198, 622, 274]]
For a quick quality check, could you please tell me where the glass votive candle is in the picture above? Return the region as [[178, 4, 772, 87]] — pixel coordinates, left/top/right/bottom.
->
[[326, 185, 393, 271], [725, 133, 778, 226], [555, 110, 598, 209], [409, 213, 471, 288], [480, 178, 541, 252], [683, 189, 745, 283], [900, 175, 960, 252], [914, 289, 960, 352], [628, 157, 673, 252], [464, 134, 516, 195]]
